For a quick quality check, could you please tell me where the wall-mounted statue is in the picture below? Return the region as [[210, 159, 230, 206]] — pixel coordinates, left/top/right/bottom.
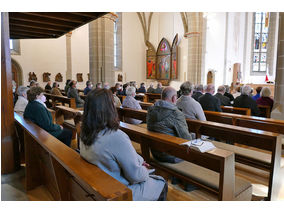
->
[[77, 73, 83, 82], [55, 73, 63, 82], [118, 74, 123, 82], [28, 72, 37, 82], [43, 72, 51, 82], [87, 73, 90, 81]]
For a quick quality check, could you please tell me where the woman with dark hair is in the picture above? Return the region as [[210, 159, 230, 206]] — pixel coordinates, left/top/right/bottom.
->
[[110, 86, 122, 107], [51, 82, 63, 96], [24, 87, 72, 147], [80, 89, 167, 201]]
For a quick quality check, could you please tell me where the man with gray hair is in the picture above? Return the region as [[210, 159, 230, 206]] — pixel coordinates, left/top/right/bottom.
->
[[147, 86, 192, 163], [233, 84, 260, 116], [154, 82, 163, 94], [176, 81, 206, 121], [198, 84, 222, 112], [214, 85, 231, 106], [14, 86, 29, 114], [192, 84, 204, 101], [224, 85, 234, 102]]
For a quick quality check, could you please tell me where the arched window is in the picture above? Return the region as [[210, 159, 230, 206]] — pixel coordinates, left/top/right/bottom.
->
[[252, 12, 269, 72]]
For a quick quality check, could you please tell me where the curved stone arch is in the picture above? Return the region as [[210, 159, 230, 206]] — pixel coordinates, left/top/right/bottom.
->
[[11, 58, 23, 86]]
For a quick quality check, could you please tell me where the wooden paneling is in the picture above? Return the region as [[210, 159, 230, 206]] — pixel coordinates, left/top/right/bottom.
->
[[1, 12, 18, 174]]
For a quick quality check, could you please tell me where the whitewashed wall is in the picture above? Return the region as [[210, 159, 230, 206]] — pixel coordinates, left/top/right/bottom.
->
[[12, 36, 67, 89], [71, 24, 89, 89]]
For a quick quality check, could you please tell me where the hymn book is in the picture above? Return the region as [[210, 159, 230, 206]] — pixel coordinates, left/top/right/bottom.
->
[[180, 138, 216, 153]]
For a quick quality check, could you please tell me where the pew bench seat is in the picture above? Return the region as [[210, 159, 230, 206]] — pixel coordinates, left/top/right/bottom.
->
[[130, 141, 252, 201]]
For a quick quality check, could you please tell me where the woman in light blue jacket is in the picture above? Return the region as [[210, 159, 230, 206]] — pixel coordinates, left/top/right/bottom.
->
[[80, 89, 167, 201]]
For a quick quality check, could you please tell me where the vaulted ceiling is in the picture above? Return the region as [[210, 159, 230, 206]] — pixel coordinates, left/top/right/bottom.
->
[[9, 12, 108, 39]]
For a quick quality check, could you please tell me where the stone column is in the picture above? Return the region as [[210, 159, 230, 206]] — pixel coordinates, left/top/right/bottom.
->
[[66, 32, 72, 80], [185, 12, 204, 85], [271, 13, 284, 120], [89, 15, 115, 86]]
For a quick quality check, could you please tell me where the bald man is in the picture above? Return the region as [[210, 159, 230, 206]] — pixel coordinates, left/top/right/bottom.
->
[[147, 86, 192, 163], [198, 84, 222, 112]]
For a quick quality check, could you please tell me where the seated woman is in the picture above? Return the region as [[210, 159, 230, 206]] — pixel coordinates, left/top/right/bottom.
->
[[24, 87, 72, 147], [256, 87, 274, 109], [51, 82, 63, 96], [122, 86, 142, 124], [14, 86, 29, 115], [176, 81, 206, 121], [110, 86, 122, 107], [80, 89, 167, 201]]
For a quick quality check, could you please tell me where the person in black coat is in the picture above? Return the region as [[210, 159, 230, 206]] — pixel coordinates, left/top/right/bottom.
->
[[198, 84, 222, 112], [45, 81, 52, 91], [24, 87, 72, 146], [224, 85, 234, 103], [214, 85, 231, 106], [233, 85, 260, 116], [137, 82, 146, 93], [192, 84, 204, 101]]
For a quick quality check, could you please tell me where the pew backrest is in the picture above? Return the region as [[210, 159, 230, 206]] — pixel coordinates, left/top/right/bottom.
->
[[221, 106, 251, 115], [44, 93, 76, 109], [119, 121, 236, 201]]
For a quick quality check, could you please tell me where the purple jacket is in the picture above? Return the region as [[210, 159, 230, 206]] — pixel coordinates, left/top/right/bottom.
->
[[256, 97, 274, 108]]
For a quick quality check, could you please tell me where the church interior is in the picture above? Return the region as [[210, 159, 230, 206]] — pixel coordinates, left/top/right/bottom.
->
[[2, 8, 284, 203]]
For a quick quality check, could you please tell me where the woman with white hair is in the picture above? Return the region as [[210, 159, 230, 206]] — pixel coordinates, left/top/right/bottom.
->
[[256, 87, 274, 108], [233, 85, 260, 116], [14, 86, 29, 115], [122, 86, 142, 124]]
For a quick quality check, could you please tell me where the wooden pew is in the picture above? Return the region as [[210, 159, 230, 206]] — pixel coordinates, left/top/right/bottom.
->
[[221, 106, 251, 115], [258, 105, 271, 118], [44, 93, 76, 109], [119, 122, 252, 201], [55, 105, 83, 149], [116, 107, 282, 200], [145, 93, 162, 103], [139, 102, 154, 110], [14, 112, 132, 201]]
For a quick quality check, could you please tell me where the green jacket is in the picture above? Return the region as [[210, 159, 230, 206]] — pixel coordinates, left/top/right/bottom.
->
[[24, 101, 62, 137]]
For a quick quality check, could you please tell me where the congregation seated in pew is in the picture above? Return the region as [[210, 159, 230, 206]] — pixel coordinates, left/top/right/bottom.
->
[[233, 84, 260, 116], [110, 86, 122, 107], [224, 85, 235, 103], [14, 86, 29, 115], [214, 85, 231, 106], [83, 80, 93, 95], [80, 89, 167, 201], [176, 81, 206, 121], [67, 80, 85, 108], [24, 87, 72, 147], [122, 86, 142, 124], [256, 87, 274, 109], [198, 84, 222, 112], [147, 83, 155, 93], [51, 82, 63, 96], [154, 82, 163, 94], [64, 79, 71, 94], [191, 84, 204, 102], [44, 81, 52, 91], [147, 86, 193, 168]]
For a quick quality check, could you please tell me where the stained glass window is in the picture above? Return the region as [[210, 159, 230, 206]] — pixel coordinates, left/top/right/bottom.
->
[[252, 12, 269, 72]]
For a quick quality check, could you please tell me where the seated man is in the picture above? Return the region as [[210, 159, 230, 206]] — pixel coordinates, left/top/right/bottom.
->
[[147, 83, 155, 93], [176, 81, 206, 121], [198, 84, 222, 112], [84, 81, 93, 95], [137, 82, 146, 93], [214, 85, 231, 106], [67, 80, 85, 108], [154, 82, 163, 94], [191, 84, 203, 101], [147, 86, 192, 163], [224, 85, 234, 103], [233, 85, 260, 116], [45, 81, 52, 91]]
